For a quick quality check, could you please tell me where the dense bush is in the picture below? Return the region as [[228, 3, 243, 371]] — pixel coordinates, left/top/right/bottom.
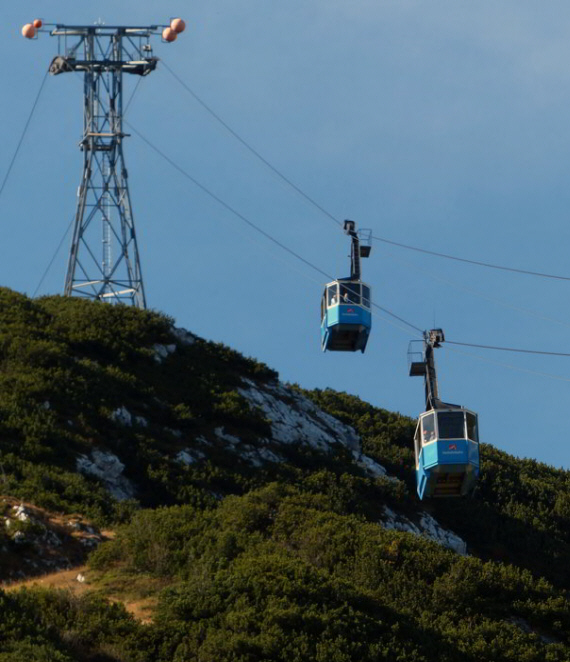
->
[[298, 387, 570, 588], [1, 288, 570, 660], [0, 291, 277, 520], [85, 484, 570, 661], [0, 588, 140, 661]]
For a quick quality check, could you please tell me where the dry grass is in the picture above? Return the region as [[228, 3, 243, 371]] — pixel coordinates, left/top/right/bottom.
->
[[0, 495, 111, 585], [5, 564, 164, 623], [1, 496, 168, 623], [4, 566, 90, 594]]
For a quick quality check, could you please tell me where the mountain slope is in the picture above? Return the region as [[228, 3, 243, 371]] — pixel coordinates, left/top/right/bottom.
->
[[0, 289, 568, 661]]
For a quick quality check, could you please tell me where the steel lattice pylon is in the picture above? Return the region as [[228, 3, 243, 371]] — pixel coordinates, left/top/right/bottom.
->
[[48, 23, 168, 308]]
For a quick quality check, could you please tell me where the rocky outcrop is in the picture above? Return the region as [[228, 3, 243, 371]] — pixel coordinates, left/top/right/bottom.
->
[[0, 499, 105, 584], [382, 506, 467, 555], [76, 450, 135, 501], [237, 377, 467, 555], [239, 379, 361, 453], [68, 328, 467, 556]]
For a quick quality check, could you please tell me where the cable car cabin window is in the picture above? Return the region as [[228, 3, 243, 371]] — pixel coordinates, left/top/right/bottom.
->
[[321, 295, 326, 321], [466, 412, 479, 442], [437, 412, 466, 440], [340, 283, 361, 305], [362, 285, 371, 308], [327, 284, 338, 307], [414, 426, 421, 465], [421, 413, 436, 444]]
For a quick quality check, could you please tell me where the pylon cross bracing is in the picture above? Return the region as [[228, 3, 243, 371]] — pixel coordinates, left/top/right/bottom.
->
[[49, 24, 163, 308]]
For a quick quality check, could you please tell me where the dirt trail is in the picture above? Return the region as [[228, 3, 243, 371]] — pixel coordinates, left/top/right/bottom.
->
[[0, 499, 155, 619], [4, 566, 89, 593], [4, 565, 156, 623]]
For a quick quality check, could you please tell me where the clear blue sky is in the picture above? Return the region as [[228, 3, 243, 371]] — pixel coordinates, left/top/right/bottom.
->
[[2, 1, 569, 469]]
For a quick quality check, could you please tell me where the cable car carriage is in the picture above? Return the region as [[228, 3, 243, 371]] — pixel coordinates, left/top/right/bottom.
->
[[409, 330, 480, 499], [321, 220, 372, 353]]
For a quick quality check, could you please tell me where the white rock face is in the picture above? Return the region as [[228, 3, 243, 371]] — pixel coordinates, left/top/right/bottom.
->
[[176, 450, 196, 465], [239, 380, 360, 453], [215, 427, 241, 446], [257, 447, 284, 463], [171, 327, 196, 346], [418, 512, 468, 555], [510, 617, 559, 644], [382, 506, 467, 555], [43, 529, 62, 548], [238, 379, 391, 478], [13, 504, 30, 522], [70, 361, 466, 558], [238, 445, 285, 468], [110, 406, 132, 427], [351, 450, 389, 478], [76, 450, 135, 501], [153, 343, 177, 363], [201, 425, 284, 467], [382, 506, 422, 536], [238, 447, 264, 467], [176, 449, 206, 465]]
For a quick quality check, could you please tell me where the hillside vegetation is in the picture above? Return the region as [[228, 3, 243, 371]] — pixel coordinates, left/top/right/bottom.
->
[[0, 288, 568, 661]]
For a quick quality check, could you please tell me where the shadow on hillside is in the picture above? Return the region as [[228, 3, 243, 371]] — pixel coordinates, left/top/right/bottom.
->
[[431, 497, 570, 587], [363, 594, 481, 662]]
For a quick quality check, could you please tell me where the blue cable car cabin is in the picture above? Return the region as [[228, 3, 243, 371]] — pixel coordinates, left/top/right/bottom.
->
[[322, 220, 372, 352], [409, 329, 480, 499], [414, 407, 480, 499], [321, 279, 372, 352]]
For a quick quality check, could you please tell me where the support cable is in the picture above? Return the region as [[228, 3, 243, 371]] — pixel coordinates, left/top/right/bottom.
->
[[0, 70, 49, 202], [373, 304, 423, 335], [161, 60, 570, 283], [126, 119, 424, 335], [126, 118, 333, 281], [444, 346, 570, 383], [160, 59, 342, 228], [382, 250, 570, 329], [371, 234, 570, 283], [127, 120, 570, 355], [446, 340, 570, 358], [33, 216, 74, 297], [124, 76, 143, 115]]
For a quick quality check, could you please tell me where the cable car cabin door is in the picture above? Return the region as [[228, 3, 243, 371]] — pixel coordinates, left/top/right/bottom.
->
[[321, 281, 372, 352]]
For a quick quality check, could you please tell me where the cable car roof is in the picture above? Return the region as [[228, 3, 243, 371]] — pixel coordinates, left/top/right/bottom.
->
[[418, 405, 478, 417], [325, 279, 371, 287]]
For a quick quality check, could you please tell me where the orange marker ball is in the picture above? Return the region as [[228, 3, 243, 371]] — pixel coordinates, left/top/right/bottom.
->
[[22, 23, 36, 39], [33, 19, 43, 29], [162, 27, 177, 42], [171, 18, 186, 34]]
